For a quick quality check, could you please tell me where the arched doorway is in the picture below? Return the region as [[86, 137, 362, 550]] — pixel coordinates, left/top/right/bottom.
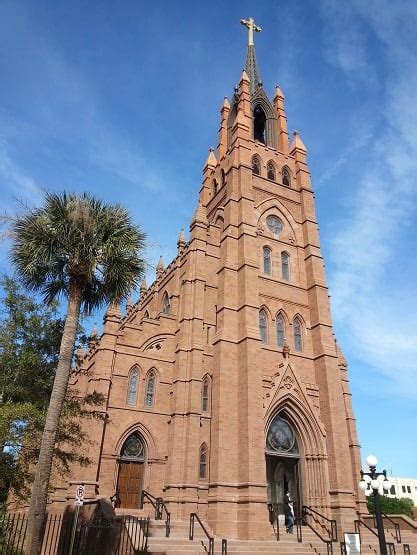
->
[[266, 415, 301, 519], [116, 432, 146, 508]]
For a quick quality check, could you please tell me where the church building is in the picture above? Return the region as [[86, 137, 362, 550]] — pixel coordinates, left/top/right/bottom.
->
[[54, 18, 364, 540]]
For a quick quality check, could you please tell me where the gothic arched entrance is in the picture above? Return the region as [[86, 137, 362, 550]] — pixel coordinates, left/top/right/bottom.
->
[[266, 415, 301, 519], [116, 432, 146, 508]]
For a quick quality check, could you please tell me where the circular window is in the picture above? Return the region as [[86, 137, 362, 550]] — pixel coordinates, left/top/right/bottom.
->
[[266, 215, 283, 236], [266, 416, 298, 454], [121, 433, 145, 460]]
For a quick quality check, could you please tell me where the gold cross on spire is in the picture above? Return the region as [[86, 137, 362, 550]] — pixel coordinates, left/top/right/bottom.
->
[[240, 17, 262, 46]]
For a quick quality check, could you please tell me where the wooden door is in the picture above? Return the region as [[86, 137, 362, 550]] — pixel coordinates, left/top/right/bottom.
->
[[117, 461, 144, 508]]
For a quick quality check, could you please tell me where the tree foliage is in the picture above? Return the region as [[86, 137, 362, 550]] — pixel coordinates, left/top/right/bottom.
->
[[0, 277, 104, 507], [367, 495, 414, 518]]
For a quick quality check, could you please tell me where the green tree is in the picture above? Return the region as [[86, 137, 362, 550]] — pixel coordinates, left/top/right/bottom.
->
[[0, 277, 103, 506], [10, 192, 146, 554], [367, 495, 414, 518]]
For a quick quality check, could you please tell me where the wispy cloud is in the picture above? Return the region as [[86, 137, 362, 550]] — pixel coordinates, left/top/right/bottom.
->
[[319, 1, 417, 397]]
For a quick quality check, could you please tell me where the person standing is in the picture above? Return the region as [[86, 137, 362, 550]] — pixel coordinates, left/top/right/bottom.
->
[[284, 491, 295, 533]]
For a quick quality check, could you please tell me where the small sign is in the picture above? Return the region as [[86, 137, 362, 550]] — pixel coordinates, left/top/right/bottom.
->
[[75, 484, 85, 506], [344, 532, 361, 554]]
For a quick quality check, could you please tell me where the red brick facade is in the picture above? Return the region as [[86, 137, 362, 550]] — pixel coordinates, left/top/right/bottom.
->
[[51, 50, 365, 540]]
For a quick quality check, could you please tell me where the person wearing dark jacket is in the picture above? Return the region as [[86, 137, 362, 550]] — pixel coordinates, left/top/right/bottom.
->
[[284, 491, 294, 533]]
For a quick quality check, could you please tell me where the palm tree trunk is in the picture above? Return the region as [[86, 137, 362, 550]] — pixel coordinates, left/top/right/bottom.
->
[[25, 280, 82, 555]]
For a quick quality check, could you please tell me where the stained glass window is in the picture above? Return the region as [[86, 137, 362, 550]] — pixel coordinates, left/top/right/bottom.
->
[[281, 252, 290, 281], [266, 416, 298, 454], [199, 444, 208, 480], [263, 247, 272, 275], [162, 292, 170, 314], [282, 167, 291, 187], [252, 156, 261, 176], [202, 377, 209, 412], [276, 314, 285, 347], [293, 318, 302, 352], [259, 309, 268, 344], [145, 371, 156, 407], [267, 162, 276, 181], [127, 368, 138, 406], [266, 216, 283, 237], [121, 433, 145, 460]]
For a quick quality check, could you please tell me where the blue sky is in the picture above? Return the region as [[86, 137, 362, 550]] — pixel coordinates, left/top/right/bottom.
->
[[1, 1, 416, 477]]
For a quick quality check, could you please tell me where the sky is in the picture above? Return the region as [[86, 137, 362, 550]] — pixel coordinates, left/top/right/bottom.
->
[[0, 1, 416, 478]]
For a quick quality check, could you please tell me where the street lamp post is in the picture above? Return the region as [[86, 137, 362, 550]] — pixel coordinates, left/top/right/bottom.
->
[[359, 455, 391, 555]]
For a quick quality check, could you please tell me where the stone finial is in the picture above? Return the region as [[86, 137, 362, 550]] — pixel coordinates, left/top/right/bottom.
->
[[177, 228, 186, 254], [274, 85, 285, 101], [222, 97, 230, 110], [205, 147, 217, 169], [156, 256, 164, 278], [140, 278, 147, 296], [76, 345, 84, 363], [290, 130, 307, 153], [192, 201, 208, 226], [240, 69, 250, 84], [105, 301, 122, 319], [91, 323, 98, 338], [126, 295, 133, 312]]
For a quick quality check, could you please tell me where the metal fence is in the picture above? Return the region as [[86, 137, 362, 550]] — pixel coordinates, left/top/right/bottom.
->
[[0, 512, 149, 554]]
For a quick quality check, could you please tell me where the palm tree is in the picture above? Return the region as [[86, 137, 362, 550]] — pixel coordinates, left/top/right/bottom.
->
[[10, 192, 146, 554]]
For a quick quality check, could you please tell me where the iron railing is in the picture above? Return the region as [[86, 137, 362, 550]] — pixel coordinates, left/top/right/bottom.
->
[[141, 490, 171, 537], [302, 506, 335, 555], [375, 512, 402, 544], [189, 512, 214, 555], [0, 511, 149, 554]]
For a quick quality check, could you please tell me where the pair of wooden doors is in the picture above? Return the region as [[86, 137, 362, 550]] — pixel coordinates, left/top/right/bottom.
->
[[117, 460, 144, 508]]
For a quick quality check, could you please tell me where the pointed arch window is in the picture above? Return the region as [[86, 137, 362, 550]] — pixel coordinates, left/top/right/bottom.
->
[[199, 444, 208, 480], [127, 367, 139, 406], [293, 318, 303, 352], [263, 246, 272, 275], [121, 432, 145, 460], [267, 161, 276, 181], [253, 105, 266, 144], [281, 252, 290, 281], [282, 167, 291, 187], [276, 314, 285, 348], [252, 156, 261, 176], [145, 370, 156, 407], [201, 376, 210, 412], [162, 292, 170, 314], [259, 309, 268, 344], [213, 179, 218, 195], [221, 169, 226, 187]]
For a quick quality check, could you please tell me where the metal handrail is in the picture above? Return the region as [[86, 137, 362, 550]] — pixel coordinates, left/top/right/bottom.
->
[[302, 508, 333, 555], [379, 512, 402, 543], [267, 504, 280, 541], [355, 518, 378, 538], [141, 490, 171, 537], [189, 512, 214, 555], [302, 505, 337, 541]]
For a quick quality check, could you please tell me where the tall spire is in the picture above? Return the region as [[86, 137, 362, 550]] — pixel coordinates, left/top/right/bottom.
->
[[240, 17, 262, 96]]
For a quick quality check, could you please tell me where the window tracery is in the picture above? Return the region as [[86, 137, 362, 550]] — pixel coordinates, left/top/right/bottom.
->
[[127, 367, 139, 406], [252, 156, 261, 176], [263, 246, 272, 275], [267, 161, 276, 181], [293, 317, 303, 352], [259, 309, 268, 344], [282, 167, 291, 187], [281, 251, 290, 281], [199, 444, 208, 480], [276, 314, 285, 347], [162, 292, 170, 314], [145, 370, 156, 407]]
